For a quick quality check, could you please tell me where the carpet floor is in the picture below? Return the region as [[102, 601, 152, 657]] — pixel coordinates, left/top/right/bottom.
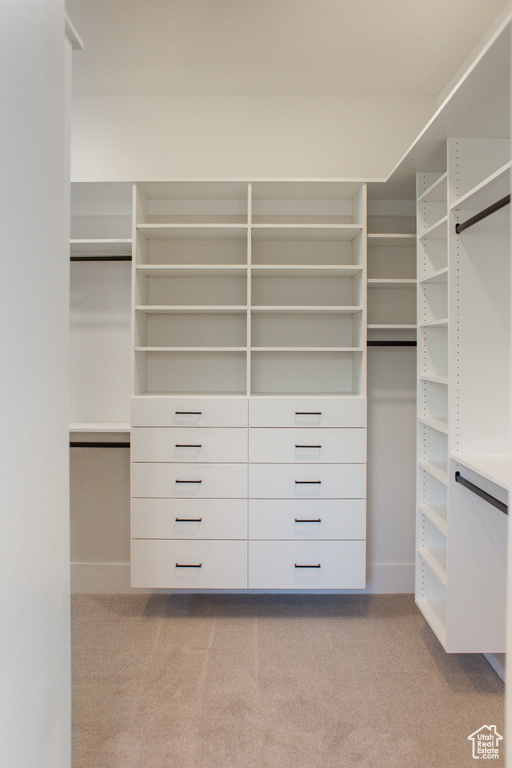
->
[[71, 594, 504, 768]]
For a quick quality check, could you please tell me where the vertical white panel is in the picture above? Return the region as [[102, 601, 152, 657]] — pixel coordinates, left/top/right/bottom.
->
[[0, 3, 71, 767]]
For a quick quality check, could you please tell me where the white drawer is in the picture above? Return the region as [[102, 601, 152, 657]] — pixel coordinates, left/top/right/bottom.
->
[[131, 539, 248, 589], [249, 428, 366, 463], [131, 427, 248, 463], [248, 499, 366, 540], [248, 540, 366, 589], [131, 498, 247, 539], [249, 463, 366, 499], [131, 463, 248, 498], [131, 396, 248, 427], [249, 397, 366, 428]]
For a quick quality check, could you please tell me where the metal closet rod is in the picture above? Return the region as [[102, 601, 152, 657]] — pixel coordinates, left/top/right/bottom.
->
[[70, 441, 130, 448], [454, 471, 508, 515], [455, 194, 510, 235], [70, 255, 132, 262], [367, 340, 417, 347]]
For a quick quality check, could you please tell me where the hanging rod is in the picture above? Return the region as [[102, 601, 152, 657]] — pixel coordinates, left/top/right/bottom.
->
[[70, 255, 132, 262], [367, 340, 417, 347], [70, 441, 130, 448], [455, 194, 510, 235], [454, 471, 508, 515]]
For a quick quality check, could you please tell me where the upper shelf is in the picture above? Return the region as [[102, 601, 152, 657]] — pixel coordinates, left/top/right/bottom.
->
[[450, 161, 512, 212], [367, 234, 416, 248], [70, 239, 132, 257], [452, 452, 510, 491]]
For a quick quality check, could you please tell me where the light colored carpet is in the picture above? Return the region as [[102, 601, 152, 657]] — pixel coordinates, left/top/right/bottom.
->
[[71, 594, 504, 767]]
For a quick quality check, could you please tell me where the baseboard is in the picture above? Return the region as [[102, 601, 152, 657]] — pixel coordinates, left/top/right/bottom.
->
[[71, 560, 415, 595]]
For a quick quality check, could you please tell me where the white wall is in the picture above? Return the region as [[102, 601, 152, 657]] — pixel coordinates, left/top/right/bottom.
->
[[71, 94, 436, 181], [0, 3, 71, 767]]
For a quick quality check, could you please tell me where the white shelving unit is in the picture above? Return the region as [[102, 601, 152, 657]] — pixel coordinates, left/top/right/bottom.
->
[[70, 182, 132, 431], [366, 202, 416, 344], [130, 181, 367, 590], [416, 139, 510, 653]]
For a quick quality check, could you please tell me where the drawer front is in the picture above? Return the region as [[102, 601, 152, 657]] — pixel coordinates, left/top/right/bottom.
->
[[249, 499, 366, 540], [131, 396, 248, 427], [249, 463, 366, 499], [249, 428, 366, 463], [248, 540, 366, 589], [249, 397, 366, 428], [131, 427, 248, 463], [131, 498, 247, 539], [131, 539, 248, 589], [131, 463, 248, 498]]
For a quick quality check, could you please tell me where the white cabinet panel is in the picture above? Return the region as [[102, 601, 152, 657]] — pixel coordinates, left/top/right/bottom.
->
[[131, 498, 247, 539], [131, 462, 248, 498], [131, 539, 248, 588], [249, 427, 366, 463], [249, 397, 366, 427], [131, 427, 248, 463], [131, 396, 248, 427], [248, 499, 366, 540], [249, 463, 366, 499], [248, 540, 366, 589]]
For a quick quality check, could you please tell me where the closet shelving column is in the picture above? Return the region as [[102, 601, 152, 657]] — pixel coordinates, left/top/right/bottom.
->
[[70, 182, 133, 432], [415, 169, 449, 645], [366, 201, 416, 344], [445, 139, 510, 652], [130, 182, 250, 589]]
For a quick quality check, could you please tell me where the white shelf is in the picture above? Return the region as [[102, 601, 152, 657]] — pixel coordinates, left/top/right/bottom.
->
[[136, 265, 246, 277], [135, 346, 246, 353], [418, 415, 448, 435], [419, 504, 448, 537], [452, 453, 510, 492], [417, 172, 448, 204], [135, 305, 247, 314], [69, 422, 130, 433], [418, 460, 448, 486], [367, 234, 416, 247], [70, 239, 132, 257], [416, 598, 447, 647], [251, 224, 363, 241], [137, 224, 248, 240], [418, 319, 448, 328], [251, 305, 363, 314], [367, 323, 416, 330], [251, 265, 363, 278], [418, 216, 448, 240], [419, 374, 448, 386], [251, 346, 363, 353], [450, 161, 512, 211], [418, 547, 447, 587], [367, 279, 415, 288], [418, 267, 448, 284]]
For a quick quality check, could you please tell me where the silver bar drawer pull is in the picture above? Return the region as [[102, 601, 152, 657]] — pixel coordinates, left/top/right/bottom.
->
[[175, 518, 203, 522], [295, 480, 322, 484], [295, 444, 321, 449], [175, 444, 202, 448], [175, 479, 202, 484], [175, 563, 202, 568], [295, 411, 321, 415], [294, 563, 321, 568], [295, 518, 322, 523], [175, 411, 202, 415]]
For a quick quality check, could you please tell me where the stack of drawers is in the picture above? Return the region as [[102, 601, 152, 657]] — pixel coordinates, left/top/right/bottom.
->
[[248, 398, 367, 589], [130, 396, 367, 590], [130, 397, 248, 588]]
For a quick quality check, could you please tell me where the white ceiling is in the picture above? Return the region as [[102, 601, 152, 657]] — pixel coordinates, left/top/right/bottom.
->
[[67, 0, 510, 99]]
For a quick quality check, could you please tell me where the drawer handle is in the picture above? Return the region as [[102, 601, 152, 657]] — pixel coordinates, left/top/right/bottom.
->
[[295, 518, 322, 523], [175, 411, 202, 415], [175, 479, 202, 484], [175, 563, 202, 568], [175, 518, 203, 522], [295, 480, 322, 484], [295, 411, 322, 416], [294, 563, 321, 568], [295, 444, 322, 449], [175, 444, 202, 448]]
